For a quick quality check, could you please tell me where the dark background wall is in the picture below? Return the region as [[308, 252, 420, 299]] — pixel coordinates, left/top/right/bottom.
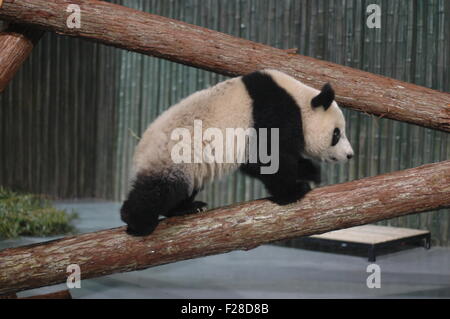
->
[[0, 0, 449, 244]]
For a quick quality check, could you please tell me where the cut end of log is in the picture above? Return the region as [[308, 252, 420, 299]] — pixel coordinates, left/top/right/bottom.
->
[[0, 24, 44, 92]]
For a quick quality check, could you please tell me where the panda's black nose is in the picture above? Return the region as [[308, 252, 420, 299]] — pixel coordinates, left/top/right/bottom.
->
[[347, 154, 353, 159]]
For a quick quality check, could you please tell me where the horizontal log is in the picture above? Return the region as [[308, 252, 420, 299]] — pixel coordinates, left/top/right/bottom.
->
[[0, 0, 449, 131], [0, 23, 44, 92], [0, 160, 449, 295]]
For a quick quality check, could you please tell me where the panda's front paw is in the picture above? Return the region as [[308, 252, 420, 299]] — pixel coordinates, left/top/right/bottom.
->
[[271, 182, 311, 205], [295, 181, 312, 197]]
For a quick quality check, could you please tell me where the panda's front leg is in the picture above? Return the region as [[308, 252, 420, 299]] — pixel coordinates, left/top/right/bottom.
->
[[260, 154, 312, 205], [297, 157, 321, 185]]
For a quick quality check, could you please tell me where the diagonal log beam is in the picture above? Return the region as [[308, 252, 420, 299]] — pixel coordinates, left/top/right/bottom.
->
[[0, 0, 449, 131], [0, 23, 44, 92], [20, 289, 72, 299], [0, 290, 71, 299], [0, 160, 449, 295]]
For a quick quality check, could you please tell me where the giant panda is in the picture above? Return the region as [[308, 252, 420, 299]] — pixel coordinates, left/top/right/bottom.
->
[[121, 69, 354, 236]]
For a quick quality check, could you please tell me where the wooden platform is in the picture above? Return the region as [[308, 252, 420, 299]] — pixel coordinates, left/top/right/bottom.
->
[[308, 225, 431, 261]]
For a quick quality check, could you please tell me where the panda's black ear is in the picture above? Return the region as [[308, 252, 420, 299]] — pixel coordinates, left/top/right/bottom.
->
[[311, 83, 335, 111]]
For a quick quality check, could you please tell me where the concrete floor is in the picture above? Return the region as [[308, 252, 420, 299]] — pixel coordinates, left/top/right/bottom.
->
[[2, 200, 449, 299]]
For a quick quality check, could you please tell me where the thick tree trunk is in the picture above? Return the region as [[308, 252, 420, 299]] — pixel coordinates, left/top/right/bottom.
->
[[0, 23, 43, 92], [0, 0, 449, 131], [0, 161, 449, 295]]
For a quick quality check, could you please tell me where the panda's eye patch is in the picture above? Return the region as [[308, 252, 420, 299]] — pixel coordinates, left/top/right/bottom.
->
[[331, 128, 340, 146]]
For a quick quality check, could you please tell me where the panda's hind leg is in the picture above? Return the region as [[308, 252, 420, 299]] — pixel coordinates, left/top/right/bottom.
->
[[166, 200, 208, 217], [120, 171, 192, 236]]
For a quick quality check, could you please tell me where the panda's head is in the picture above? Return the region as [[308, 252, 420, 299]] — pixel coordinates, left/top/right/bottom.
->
[[302, 83, 354, 163]]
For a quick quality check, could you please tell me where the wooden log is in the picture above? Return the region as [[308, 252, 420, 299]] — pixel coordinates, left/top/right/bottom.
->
[[0, 160, 449, 295], [20, 290, 72, 299], [0, 289, 71, 299], [0, 0, 449, 131], [0, 23, 44, 92]]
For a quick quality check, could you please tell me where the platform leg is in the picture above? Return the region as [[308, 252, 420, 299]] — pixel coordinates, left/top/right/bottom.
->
[[423, 234, 431, 250]]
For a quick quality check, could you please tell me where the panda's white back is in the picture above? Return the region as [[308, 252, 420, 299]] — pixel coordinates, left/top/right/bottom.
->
[[133, 76, 254, 190]]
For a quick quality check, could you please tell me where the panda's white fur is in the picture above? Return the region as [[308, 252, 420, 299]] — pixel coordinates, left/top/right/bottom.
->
[[133, 76, 254, 194], [263, 70, 353, 162], [121, 69, 353, 236]]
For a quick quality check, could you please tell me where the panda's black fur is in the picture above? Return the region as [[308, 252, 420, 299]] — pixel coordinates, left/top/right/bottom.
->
[[239, 71, 320, 203], [121, 70, 343, 236]]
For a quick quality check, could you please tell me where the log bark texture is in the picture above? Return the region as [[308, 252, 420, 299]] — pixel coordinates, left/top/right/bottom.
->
[[0, 23, 43, 92], [0, 161, 449, 295], [20, 289, 72, 299], [0, 0, 449, 131]]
